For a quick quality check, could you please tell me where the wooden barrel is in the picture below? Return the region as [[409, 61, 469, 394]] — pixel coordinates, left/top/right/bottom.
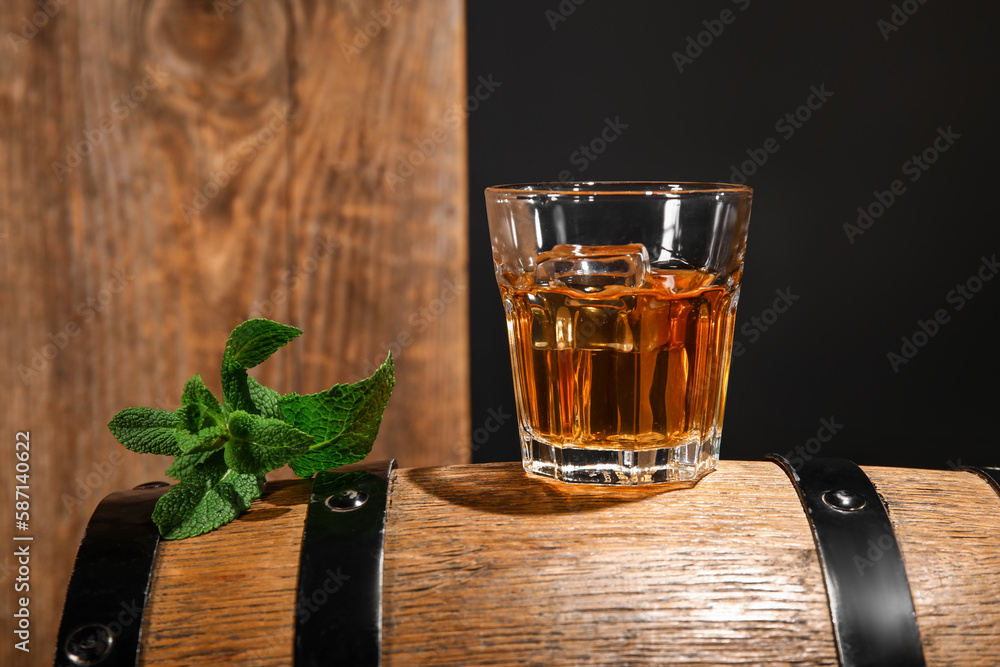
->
[[59, 460, 1000, 665]]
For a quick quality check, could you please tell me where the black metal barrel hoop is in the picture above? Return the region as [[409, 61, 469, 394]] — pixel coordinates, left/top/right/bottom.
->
[[963, 466, 1000, 500], [767, 454, 926, 667], [294, 459, 396, 667], [55, 482, 169, 667]]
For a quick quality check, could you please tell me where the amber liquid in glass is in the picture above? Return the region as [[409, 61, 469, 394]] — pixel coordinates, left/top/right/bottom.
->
[[501, 268, 737, 451]]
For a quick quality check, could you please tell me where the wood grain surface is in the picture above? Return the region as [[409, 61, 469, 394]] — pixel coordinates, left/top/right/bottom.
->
[[122, 460, 1000, 665], [383, 461, 838, 666], [139, 479, 312, 666], [0, 1, 466, 663], [864, 466, 1000, 666]]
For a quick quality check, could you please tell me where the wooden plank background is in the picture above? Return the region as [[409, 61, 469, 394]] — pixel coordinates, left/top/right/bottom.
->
[[0, 0, 467, 663]]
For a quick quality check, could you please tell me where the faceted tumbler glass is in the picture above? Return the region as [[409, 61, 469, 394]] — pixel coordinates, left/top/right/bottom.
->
[[485, 182, 752, 485]]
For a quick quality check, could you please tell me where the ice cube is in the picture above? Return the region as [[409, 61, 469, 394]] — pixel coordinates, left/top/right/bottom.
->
[[572, 305, 634, 351], [534, 244, 650, 292]]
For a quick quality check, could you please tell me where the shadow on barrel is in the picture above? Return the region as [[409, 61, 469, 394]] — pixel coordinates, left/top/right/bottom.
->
[[403, 461, 709, 515]]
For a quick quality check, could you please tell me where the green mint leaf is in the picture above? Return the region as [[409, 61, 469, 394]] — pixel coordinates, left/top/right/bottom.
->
[[165, 449, 216, 481], [108, 407, 184, 456], [223, 318, 303, 369], [221, 319, 301, 414], [177, 404, 204, 434], [111, 318, 396, 539], [282, 353, 395, 477], [223, 410, 314, 474], [177, 424, 227, 454], [182, 373, 221, 411], [248, 376, 283, 419], [179, 374, 223, 432], [152, 450, 265, 540]]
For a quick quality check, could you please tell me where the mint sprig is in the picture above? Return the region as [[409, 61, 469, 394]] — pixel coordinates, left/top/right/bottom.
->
[[108, 318, 395, 540]]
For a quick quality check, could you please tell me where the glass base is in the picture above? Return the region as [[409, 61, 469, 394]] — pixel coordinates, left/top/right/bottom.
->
[[521, 434, 719, 486]]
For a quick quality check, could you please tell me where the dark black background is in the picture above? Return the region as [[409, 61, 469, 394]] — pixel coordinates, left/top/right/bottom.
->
[[467, 0, 999, 469]]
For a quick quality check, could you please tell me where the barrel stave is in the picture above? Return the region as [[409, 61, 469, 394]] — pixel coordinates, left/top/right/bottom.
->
[[864, 466, 1000, 667], [139, 479, 310, 667], [382, 461, 840, 665]]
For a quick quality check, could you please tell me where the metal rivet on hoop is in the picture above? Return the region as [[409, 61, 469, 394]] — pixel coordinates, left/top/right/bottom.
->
[[325, 489, 369, 512], [65, 624, 113, 666], [822, 488, 867, 511], [132, 481, 170, 490]]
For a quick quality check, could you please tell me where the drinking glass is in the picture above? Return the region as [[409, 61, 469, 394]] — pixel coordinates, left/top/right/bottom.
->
[[485, 182, 752, 485]]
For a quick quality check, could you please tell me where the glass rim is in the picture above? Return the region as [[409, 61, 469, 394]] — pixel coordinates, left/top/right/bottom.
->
[[485, 181, 753, 198]]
